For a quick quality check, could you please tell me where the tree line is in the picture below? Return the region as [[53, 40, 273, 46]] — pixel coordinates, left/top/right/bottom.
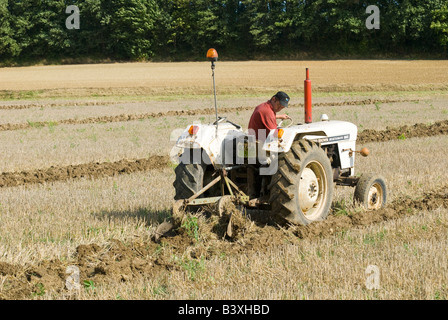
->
[[0, 0, 447, 64]]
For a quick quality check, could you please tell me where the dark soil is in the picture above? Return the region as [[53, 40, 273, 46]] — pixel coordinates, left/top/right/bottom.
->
[[1, 185, 447, 300]]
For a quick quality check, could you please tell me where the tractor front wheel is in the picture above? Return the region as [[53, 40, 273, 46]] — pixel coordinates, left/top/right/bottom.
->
[[354, 174, 387, 210]]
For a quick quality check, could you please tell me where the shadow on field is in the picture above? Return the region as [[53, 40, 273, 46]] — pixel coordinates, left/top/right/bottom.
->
[[93, 206, 172, 226]]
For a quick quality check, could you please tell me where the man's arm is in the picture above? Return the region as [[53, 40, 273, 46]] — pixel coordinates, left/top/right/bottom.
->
[[276, 114, 291, 120]]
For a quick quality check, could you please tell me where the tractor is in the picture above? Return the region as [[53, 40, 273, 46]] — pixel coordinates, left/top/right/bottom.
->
[[171, 48, 386, 234]]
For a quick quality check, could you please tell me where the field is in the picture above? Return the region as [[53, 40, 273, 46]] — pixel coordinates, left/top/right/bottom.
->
[[0, 60, 447, 300]]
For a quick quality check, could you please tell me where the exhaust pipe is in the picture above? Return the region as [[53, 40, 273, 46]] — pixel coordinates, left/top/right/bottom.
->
[[304, 68, 312, 124]]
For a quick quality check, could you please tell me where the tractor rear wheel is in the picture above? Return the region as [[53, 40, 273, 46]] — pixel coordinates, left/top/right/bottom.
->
[[268, 140, 334, 225], [173, 149, 219, 200], [173, 161, 206, 200]]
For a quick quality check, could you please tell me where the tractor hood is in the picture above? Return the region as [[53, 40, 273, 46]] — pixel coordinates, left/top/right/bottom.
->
[[263, 120, 358, 153]]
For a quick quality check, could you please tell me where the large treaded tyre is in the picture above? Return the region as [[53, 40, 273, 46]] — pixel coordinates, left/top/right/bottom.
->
[[354, 174, 387, 210], [268, 140, 334, 225], [173, 162, 206, 200], [173, 148, 220, 201], [173, 149, 208, 200]]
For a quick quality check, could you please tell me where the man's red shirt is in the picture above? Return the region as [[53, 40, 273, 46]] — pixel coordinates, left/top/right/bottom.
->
[[248, 100, 277, 141]]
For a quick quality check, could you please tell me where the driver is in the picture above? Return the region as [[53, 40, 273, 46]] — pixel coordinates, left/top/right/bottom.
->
[[248, 91, 291, 141], [246, 91, 291, 198]]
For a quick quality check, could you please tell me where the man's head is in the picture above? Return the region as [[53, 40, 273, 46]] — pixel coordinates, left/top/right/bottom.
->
[[270, 91, 290, 112]]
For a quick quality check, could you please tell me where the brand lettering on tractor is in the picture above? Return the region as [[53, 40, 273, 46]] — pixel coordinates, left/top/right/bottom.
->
[[315, 134, 350, 144]]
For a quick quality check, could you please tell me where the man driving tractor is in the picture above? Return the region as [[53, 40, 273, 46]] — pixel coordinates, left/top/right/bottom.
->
[[248, 91, 291, 141], [246, 91, 291, 198]]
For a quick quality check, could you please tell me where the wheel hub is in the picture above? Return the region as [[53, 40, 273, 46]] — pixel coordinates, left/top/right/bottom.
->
[[299, 167, 319, 212], [368, 184, 383, 210]]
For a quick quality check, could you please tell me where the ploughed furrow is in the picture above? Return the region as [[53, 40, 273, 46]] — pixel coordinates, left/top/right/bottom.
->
[[358, 119, 448, 144], [0, 98, 423, 132], [0, 97, 420, 111], [0, 108, 234, 131], [0, 156, 170, 188], [0, 184, 447, 300], [0, 100, 121, 110], [0, 110, 209, 131], [1, 120, 447, 188], [292, 186, 448, 239]]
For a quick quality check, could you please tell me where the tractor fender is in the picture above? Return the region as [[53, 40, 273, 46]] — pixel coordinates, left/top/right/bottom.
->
[[175, 123, 245, 167]]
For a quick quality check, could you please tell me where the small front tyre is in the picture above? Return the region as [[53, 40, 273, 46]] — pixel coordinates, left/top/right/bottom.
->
[[354, 174, 387, 210]]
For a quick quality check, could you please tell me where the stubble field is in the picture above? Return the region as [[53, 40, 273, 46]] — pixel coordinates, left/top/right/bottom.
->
[[0, 60, 447, 300]]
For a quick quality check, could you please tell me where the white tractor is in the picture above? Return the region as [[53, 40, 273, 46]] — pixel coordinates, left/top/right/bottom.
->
[[172, 49, 387, 230]]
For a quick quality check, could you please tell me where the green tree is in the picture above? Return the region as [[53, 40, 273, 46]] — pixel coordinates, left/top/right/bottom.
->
[[0, 0, 20, 58], [64, 0, 107, 59], [186, 0, 240, 57], [8, 0, 69, 59], [431, 5, 448, 49], [2, 0, 448, 63], [314, 0, 365, 54], [100, 0, 160, 60], [370, 0, 444, 54]]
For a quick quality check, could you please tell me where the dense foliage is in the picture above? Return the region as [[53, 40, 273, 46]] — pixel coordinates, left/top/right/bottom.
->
[[0, 0, 447, 64]]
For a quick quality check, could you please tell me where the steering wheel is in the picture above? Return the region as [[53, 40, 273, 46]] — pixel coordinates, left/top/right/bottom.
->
[[277, 117, 293, 128]]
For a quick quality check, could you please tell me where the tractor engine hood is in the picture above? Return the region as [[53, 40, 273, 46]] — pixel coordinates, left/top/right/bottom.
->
[[263, 120, 358, 153]]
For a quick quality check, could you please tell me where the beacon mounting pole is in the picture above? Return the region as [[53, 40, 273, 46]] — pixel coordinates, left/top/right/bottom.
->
[[211, 61, 218, 125], [207, 48, 219, 135]]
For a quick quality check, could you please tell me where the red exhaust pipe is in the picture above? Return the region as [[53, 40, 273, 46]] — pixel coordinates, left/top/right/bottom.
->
[[304, 68, 312, 123]]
